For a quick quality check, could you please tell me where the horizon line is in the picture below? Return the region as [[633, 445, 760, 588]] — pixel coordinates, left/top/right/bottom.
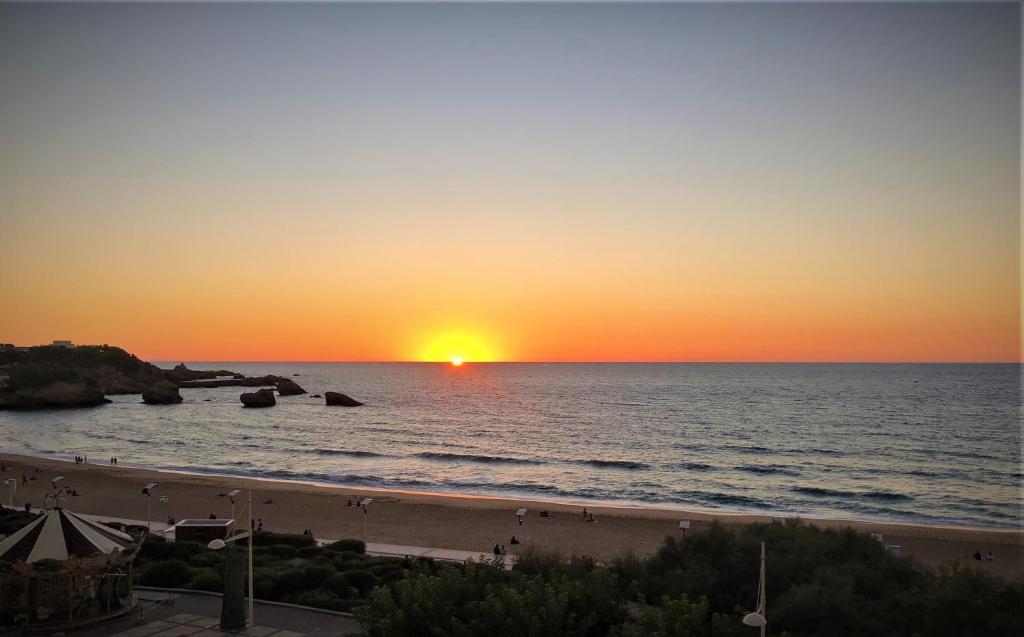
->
[[146, 359, 1024, 365]]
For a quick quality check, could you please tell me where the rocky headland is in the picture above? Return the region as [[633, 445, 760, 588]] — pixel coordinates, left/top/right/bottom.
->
[[0, 345, 357, 409]]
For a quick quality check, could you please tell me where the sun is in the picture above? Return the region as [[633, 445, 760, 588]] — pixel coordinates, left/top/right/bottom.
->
[[420, 330, 498, 362]]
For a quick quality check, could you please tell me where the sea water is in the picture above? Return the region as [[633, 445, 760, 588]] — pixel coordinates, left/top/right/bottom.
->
[[0, 363, 1019, 528]]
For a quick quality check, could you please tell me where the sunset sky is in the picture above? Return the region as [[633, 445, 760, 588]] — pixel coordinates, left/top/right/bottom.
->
[[0, 3, 1019, 363]]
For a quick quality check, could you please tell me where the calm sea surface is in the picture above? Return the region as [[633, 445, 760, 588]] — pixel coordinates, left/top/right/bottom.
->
[[0, 363, 1020, 528]]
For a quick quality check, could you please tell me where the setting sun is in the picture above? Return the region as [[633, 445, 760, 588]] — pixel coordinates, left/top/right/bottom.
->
[[419, 330, 499, 363]]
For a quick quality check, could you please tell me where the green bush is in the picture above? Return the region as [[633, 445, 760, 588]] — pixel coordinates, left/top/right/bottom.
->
[[267, 544, 299, 559], [253, 531, 316, 548], [0, 508, 39, 535], [325, 573, 358, 598], [343, 569, 379, 596], [326, 538, 366, 554], [189, 550, 225, 568], [298, 546, 323, 558], [139, 559, 194, 588], [187, 569, 224, 593], [303, 564, 336, 589], [139, 539, 204, 562], [281, 588, 347, 612], [272, 569, 308, 600], [354, 522, 1024, 637], [253, 574, 276, 600]]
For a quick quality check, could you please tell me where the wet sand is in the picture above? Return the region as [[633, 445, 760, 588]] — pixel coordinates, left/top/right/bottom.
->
[[1, 452, 1019, 578]]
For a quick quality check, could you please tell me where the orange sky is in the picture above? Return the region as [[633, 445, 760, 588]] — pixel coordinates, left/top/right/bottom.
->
[[0, 3, 1019, 362]]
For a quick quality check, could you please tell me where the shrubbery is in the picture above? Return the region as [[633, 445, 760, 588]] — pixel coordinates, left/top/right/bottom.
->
[[132, 532, 410, 613], [252, 531, 316, 548], [139, 559, 194, 588], [326, 538, 366, 554], [356, 522, 1024, 637], [0, 507, 39, 535]]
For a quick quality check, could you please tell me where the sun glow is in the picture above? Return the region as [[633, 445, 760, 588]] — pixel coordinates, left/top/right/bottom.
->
[[420, 330, 498, 363]]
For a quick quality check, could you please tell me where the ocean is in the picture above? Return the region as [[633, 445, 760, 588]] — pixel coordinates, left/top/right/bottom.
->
[[0, 363, 1020, 529]]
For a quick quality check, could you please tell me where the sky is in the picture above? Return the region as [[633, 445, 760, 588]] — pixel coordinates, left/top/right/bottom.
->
[[0, 2, 1019, 362]]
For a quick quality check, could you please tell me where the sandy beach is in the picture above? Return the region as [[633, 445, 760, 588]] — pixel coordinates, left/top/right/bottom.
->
[[1, 451, 1019, 579]]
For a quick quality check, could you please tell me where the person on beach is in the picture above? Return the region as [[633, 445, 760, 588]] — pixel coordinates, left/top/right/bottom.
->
[[257, 518, 263, 532], [974, 550, 982, 560], [583, 507, 588, 520], [21, 474, 26, 485], [510, 536, 519, 545], [500, 545, 506, 555], [493, 544, 501, 556]]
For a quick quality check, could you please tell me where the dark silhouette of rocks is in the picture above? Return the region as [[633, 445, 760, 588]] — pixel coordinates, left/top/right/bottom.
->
[[274, 379, 306, 396], [0, 345, 311, 410], [0, 381, 111, 409], [310, 394, 322, 398], [241, 388, 276, 408], [0, 344, 158, 409], [142, 380, 184, 405], [325, 392, 364, 407], [178, 375, 289, 389], [165, 362, 240, 383]]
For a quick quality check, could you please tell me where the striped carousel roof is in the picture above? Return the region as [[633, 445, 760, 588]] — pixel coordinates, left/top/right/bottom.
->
[[0, 508, 135, 564]]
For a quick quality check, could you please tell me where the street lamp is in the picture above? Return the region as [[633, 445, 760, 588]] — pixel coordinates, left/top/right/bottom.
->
[[742, 542, 767, 636], [209, 489, 254, 630], [141, 482, 158, 531], [44, 477, 65, 510], [359, 498, 373, 543], [4, 478, 15, 506], [227, 489, 240, 523]]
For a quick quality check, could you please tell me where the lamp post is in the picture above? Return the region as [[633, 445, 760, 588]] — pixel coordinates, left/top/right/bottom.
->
[[742, 542, 767, 636], [44, 476, 65, 510], [228, 489, 240, 523], [359, 498, 373, 544], [141, 482, 158, 531], [210, 488, 254, 630], [4, 478, 16, 506]]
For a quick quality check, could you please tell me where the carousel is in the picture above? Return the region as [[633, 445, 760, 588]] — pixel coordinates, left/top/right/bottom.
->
[[0, 493, 141, 631]]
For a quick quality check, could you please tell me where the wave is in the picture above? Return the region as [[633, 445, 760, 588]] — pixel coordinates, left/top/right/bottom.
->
[[792, 486, 855, 498], [736, 465, 800, 477], [860, 490, 911, 502], [698, 492, 766, 508], [722, 444, 771, 454], [581, 459, 650, 470], [792, 486, 910, 502], [416, 452, 541, 465], [312, 448, 384, 458], [679, 462, 716, 472]]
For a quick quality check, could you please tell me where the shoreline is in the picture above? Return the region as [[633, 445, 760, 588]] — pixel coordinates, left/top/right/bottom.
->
[[1, 450, 1020, 578], [5, 447, 1020, 535]]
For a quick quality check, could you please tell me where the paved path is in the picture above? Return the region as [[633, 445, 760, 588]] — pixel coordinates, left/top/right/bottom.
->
[[105, 589, 357, 637]]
